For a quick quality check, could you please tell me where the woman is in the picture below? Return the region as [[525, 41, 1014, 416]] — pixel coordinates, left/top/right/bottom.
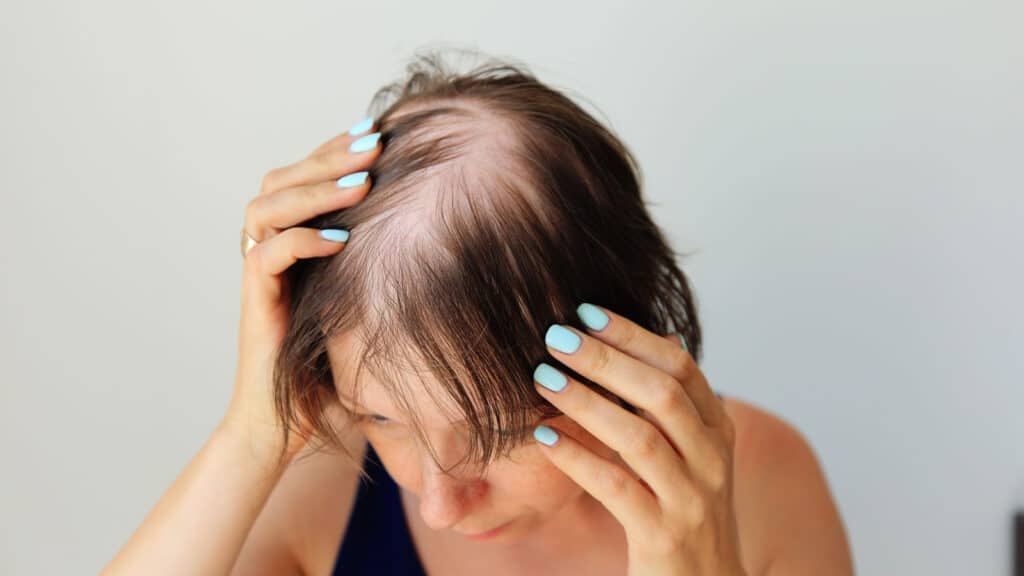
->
[[104, 52, 854, 575]]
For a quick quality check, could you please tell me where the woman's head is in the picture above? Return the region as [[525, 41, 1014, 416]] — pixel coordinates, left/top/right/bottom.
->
[[272, 49, 702, 535]]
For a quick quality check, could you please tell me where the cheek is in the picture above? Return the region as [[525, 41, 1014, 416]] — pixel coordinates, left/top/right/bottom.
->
[[365, 419, 607, 514], [497, 417, 622, 507], [485, 445, 585, 511]]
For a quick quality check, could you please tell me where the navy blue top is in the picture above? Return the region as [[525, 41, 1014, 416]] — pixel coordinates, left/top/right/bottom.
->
[[332, 443, 426, 575], [331, 391, 725, 575]]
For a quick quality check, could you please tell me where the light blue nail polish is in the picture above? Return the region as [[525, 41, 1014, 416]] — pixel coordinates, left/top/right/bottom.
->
[[336, 171, 368, 188], [533, 425, 559, 446], [349, 132, 381, 153], [348, 116, 374, 136], [534, 363, 567, 392], [545, 324, 581, 354], [576, 303, 609, 331], [319, 228, 350, 242]]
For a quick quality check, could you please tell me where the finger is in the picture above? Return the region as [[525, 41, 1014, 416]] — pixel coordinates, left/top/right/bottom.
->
[[310, 116, 376, 156], [543, 322, 720, 474], [245, 172, 372, 241], [663, 332, 727, 406], [533, 362, 689, 500], [575, 303, 724, 428], [243, 227, 349, 278], [532, 423, 663, 539], [258, 124, 381, 198]]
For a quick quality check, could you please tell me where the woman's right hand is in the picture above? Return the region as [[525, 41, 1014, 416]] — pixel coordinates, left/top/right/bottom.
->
[[223, 117, 381, 464]]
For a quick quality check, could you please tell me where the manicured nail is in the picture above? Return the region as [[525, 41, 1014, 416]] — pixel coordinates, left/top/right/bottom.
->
[[534, 362, 568, 392], [336, 171, 368, 188], [545, 324, 581, 354], [319, 228, 350, 242], [348, 116, 374, 136], [349, 132, 381, 153], [533, 425, 559, 446], [576, 303, 609, 331]]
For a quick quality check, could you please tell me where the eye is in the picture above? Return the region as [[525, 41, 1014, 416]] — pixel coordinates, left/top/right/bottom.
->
[[358, 413, 392, 426]]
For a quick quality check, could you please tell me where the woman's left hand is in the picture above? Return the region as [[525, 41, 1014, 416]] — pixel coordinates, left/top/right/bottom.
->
[[531, 302, 747, 576]]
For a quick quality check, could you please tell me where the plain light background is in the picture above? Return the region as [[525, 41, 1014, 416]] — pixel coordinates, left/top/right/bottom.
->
[[2, 0, 1021, 574]]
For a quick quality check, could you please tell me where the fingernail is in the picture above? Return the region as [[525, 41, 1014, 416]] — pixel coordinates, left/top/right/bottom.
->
[[336, 171, 369, 188], [320, 228, 350, 242], [348, 116, 374, 136], [534, 362, 568, 392], [576, 303, 609, 331], [545, 324, 581, 354], [533, 425, 559, 446], [349, 132, 381, 153]]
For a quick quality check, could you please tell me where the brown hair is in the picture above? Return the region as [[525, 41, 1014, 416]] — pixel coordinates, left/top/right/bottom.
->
[[272, 49, 703, 477]]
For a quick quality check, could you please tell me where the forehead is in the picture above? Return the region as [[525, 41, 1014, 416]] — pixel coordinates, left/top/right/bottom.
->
[[326, 329, 461, 425]]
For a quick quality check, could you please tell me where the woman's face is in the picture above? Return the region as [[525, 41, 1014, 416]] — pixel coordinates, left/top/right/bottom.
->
[[326, 330, 620, 544]]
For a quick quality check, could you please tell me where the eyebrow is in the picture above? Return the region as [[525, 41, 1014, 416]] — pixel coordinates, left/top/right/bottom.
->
[[336, 394, 448, 420], [337, 395, 545, 429], [336, 395, 380, 415], [341, 402, 476, 426]]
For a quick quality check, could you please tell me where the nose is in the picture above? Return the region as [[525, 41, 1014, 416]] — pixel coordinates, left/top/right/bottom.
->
[[416, 453, 488, 531]]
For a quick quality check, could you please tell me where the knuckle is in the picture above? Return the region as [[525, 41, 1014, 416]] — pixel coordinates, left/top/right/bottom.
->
[[704, 455, 728, 490], [684, 495, 708, 527], [720, 413, 737, 445], [309, 180, 343, 205], [589, 342, 614, 374], [575, 386, 599, 413], [315, 179, 337, 201], [244, 196, 266, 234], [259, 169, 280, 196], [651, 380, 687, 414], [596, 466, 632, 497], [627, 422, 663, 458], [306, 152, 332, 174], [670, 348, 697, 382], [618, 321, 642, 349]]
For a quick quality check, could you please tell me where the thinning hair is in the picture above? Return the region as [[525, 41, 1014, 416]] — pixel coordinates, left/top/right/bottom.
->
[[272, 49, 703, 478]]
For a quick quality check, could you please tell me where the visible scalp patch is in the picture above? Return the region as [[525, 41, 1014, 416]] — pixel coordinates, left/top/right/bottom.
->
[[274, 52, 702, 474]]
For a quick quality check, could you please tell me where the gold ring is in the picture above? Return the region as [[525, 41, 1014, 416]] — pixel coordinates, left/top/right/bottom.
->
[[240, 227, 258, 258]]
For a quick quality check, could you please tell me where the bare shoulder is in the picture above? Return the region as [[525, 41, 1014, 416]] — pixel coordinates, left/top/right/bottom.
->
[[721, 396, 855, 576], [289, 434, 368, 576], [235, 421, 367, 576]]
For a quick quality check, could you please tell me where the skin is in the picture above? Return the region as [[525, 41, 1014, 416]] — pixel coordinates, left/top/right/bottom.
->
[[528, 307, 744, 575], [230, 117, 847, 573], [101, 118, 385, 576], [326, 329, 632, 568], [325, 309, 855, 575], [106, 116, 855, 576], [177, 115, 851, 575]]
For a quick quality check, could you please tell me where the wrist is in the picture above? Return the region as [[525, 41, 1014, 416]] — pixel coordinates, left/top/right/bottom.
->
[[214, 417, 296, 473]]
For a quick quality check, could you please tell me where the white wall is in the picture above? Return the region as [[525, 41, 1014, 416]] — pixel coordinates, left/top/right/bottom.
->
[[1, 0, 1021, 574]]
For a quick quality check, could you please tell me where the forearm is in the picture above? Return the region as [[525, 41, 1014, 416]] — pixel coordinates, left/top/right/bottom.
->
[[102, 422, 290, 576]]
